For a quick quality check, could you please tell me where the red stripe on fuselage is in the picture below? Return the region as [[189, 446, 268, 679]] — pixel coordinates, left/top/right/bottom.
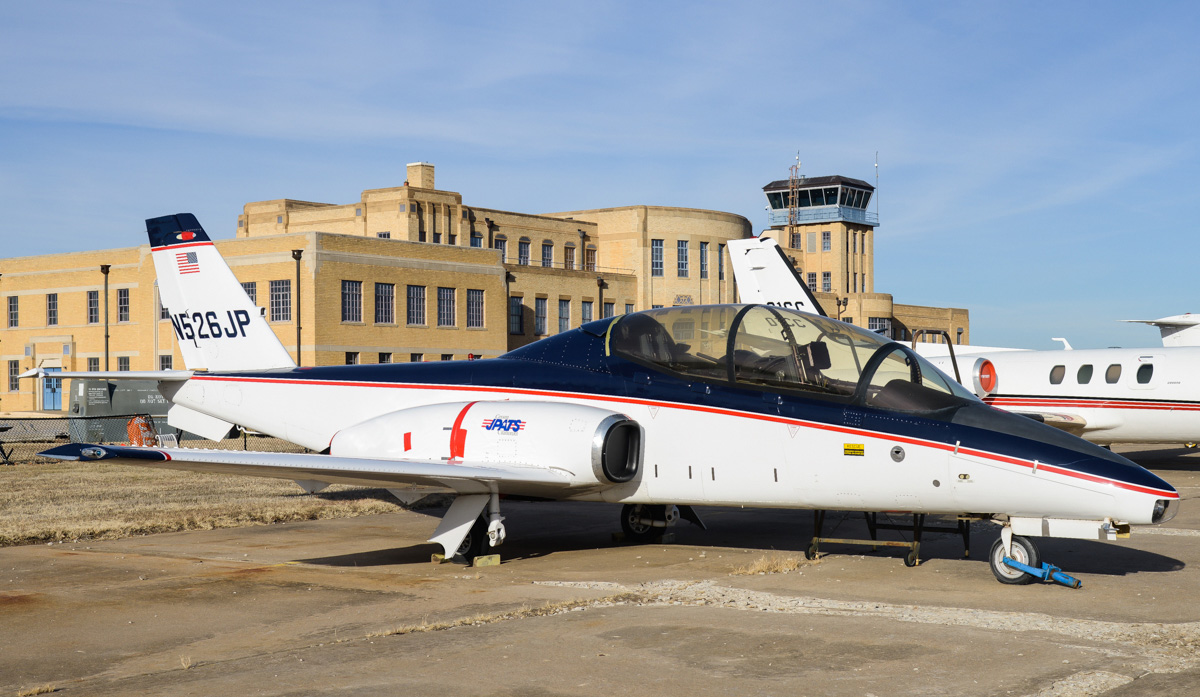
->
[[189, 374, 1179, 499], [448, 401, 478, 460]]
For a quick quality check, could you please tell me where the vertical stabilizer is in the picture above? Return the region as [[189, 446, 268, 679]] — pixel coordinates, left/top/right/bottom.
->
[[148, 213, 296, 372], [726, 236, 827, 316]]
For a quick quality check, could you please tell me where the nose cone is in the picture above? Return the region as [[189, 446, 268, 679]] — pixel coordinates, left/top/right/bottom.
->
[[952, 404, 1177, 497]]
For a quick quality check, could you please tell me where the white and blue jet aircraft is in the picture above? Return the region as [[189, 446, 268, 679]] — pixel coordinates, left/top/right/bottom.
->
[[36, 215, 1180, 586]]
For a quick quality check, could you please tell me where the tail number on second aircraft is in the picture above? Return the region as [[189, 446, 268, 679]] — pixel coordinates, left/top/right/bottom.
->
[[170, 310, 252, 342]]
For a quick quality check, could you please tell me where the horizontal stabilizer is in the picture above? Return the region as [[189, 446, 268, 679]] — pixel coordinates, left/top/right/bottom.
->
[[39, 443, 572, 495], [1121, 314, 1200, 347], [167, 404, 237, 441], [20, 368, 193, 381]]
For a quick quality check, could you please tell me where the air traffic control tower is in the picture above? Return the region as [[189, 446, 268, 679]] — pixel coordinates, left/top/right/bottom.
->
[[757, 167, 966, 342]]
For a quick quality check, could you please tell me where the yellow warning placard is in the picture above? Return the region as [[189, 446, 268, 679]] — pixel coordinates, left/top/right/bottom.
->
[[843, 443, 865, 456]]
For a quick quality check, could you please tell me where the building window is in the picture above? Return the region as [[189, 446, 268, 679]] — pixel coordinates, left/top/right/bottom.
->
[[433, 232, 442, 244], [585, 248, 597, 272], [564, 245, 576, 271], [558, 299, 570, 333], [862, 274, 867, 292], [160, 355, 173, 370], [534, 297, 547, 335], [843, 317, 853, 325], [470, 231, 483, 248], [677, 240, 689, 277], [651, 239, 663, 277], [118, 356, 130, 372], [269, 280, 291, 322], [806, 231, 816, 253], [603, 302, 615, 318], [625, 303, 634, 315], [6, 296, 17, 328], [159, 296, 170, 320], [407, 285, 426, 325], [441, 354, 453, 361], [509, 297, 524, 334], [410, 353, 423, 362], [467, 289, 484, 328], [541, 243, 553, 268], [1105, 364, 1122, 384], [518, 240, 530, 266], [379, 352, 392, 363], [375, 283, 395, 324], [822, 231, 831, 252], [341, 281, 362, 322], [87, 357, 99, 372], [853, 273, 858, 293], [494, 237, 507, 262], [700, 241, 709, 279], [46, 293, 57, 326], [852, 232, 857, 253], [790, 232, 802, 249], [343, 352, 358, 365], [117, 288, 130, 322], [8, 360, 18, 392], [868, 317, 891, 335], [241, 281, 257, 305], [806, 273, 817, 292], [437, 287, 456, 327], [821, 272, 831, 292], [718, 243, 725, 281], [581, 300, 593, 323], [377, 231, 391, 239]]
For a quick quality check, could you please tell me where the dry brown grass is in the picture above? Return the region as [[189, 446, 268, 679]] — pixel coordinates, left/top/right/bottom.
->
[[16, 684, 56, 696], [0, 459, 415, 547], [730, 554, 803, 576]]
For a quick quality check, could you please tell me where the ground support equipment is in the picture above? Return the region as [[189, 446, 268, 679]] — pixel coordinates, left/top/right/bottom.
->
[[805, 510, 972, 567], [1000, 556, 1082, 589]]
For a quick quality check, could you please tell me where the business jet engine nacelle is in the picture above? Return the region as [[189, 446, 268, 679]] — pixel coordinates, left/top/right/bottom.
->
[[927, 355, 997, 398], [330, 401, 642, 487]]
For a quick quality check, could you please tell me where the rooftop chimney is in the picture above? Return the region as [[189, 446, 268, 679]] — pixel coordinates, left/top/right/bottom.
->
[[406, 162, 435, 190]]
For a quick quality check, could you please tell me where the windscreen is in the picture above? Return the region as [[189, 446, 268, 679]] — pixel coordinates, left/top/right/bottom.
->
[[609, 305, 978, 411]]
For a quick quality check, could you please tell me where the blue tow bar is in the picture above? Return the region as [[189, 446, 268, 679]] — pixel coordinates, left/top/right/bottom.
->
[[1002, 556, 1082, 589]]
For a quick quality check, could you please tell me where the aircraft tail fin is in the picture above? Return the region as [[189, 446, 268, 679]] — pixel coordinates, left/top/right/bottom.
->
[[148, 213, 296, 372], [726, 236, 827, 316], [1121, 314, 1200, 347]]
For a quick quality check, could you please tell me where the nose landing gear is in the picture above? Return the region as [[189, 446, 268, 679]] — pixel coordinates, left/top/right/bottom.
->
[[989, 530, 1082, 588]]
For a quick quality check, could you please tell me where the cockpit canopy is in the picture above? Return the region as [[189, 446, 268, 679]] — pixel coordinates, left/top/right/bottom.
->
[[608, 305, 978, 413]]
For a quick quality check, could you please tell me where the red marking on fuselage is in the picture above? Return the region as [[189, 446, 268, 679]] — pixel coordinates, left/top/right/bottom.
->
[[403, 432, 412, 452], [449, 401, 478, 460], [188, 374, 1179, 499]]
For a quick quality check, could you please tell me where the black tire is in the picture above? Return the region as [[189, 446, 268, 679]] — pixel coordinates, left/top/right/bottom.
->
[[620, 504, 661, 543], [455, 515, 490, 562], [804, 542, 819, 561], [989, 535, 1041, 584], [904, 548, 919, 567]]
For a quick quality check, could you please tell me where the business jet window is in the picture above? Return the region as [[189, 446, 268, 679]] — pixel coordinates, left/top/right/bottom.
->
[[1049, 365, 1066, 385], [1106, 364, 1122, 384], [1077, 365, 1093, 384], [1137, 364, 1153, 384]]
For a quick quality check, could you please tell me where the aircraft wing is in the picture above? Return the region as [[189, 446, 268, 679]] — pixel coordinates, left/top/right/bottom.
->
[[39, 443, 573, 496], [1005, 411, 1089, 435]]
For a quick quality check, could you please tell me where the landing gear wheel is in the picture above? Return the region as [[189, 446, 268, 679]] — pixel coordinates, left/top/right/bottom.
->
[[620, 504, 661, 543], [989, 535, 1041, 584], [804, 542, 819, 561], [904, 548, 920, 567], [455, 515, 489, 562]]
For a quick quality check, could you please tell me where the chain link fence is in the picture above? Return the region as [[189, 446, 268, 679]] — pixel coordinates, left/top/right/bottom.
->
[[0, 415, 308, 465]]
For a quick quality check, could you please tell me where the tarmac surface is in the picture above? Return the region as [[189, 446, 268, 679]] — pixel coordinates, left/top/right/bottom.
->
[[2, 444, 1200, 696]]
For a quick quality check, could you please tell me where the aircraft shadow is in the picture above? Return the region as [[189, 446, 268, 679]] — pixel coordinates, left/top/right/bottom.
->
[[291, 503, 1184, 577], [1117, 446, 1200, 471]]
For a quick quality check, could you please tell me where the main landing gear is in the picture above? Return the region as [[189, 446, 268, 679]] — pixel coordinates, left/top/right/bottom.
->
[[619, 504, 706, 543]]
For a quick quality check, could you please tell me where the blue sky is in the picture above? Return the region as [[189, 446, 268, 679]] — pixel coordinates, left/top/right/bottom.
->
[[2, 1, 1197, 349]]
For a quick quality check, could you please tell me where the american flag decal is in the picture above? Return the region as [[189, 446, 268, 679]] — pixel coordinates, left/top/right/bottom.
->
[[176, 251, 200, 274]]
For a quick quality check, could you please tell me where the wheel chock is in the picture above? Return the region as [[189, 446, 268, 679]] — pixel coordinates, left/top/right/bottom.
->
[[472, 554, 501, 568], [1002, 557, 1082, 589], [431, 553, 447, 564]]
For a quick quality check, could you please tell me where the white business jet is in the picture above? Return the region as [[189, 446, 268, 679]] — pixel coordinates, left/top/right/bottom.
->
[[28, 216, 1181, 586]]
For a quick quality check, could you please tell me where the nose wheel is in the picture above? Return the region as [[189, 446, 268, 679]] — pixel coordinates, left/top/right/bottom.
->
[[989, 535, 1041, 584]]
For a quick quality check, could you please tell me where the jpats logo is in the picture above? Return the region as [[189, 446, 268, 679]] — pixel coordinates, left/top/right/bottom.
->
[[482, 418, 526, 432]]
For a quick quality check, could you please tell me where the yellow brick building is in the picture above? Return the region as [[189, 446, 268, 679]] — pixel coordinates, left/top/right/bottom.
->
[[0, 162, 966, 413]]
